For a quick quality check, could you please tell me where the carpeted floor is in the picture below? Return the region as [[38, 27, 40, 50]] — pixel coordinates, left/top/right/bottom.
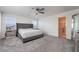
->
[[76, 33, 79, 51], [0, 35, 73, 52]]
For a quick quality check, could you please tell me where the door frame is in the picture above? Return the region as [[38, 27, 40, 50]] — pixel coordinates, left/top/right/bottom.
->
[[58, 16, 66, 39], [72, 13, 79, 52]]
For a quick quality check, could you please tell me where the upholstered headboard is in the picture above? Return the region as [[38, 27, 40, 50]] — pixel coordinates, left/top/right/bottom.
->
[[16, 23, 33, 36]]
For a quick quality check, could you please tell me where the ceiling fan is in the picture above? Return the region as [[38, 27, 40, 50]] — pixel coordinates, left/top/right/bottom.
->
[[32, 8, 45, 14]]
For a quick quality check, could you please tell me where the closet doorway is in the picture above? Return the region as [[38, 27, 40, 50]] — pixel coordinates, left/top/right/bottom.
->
[[58, 16, 66, 39]]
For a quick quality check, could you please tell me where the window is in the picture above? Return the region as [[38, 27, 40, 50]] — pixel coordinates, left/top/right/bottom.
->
[[32, 16, 39, 29], [5, 16, 16, 31]]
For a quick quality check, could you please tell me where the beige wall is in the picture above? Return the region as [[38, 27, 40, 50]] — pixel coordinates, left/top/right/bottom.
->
[[39, 9, 79, 39]]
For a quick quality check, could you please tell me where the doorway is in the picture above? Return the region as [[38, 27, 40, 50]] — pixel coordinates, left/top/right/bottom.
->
[[72, 14, 79, 52], [58, 16, 66, 39]]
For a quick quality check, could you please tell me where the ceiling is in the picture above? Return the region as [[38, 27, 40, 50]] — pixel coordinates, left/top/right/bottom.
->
[[0, 6, 79, 18]]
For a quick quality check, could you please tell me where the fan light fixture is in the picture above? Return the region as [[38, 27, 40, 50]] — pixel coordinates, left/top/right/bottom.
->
[[32, 7, 45, 15]]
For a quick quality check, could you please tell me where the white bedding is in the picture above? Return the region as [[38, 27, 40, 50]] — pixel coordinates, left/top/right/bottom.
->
[[18, 28, 43, 38]]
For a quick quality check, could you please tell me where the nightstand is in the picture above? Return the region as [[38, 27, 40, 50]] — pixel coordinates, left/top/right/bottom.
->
[[6, 30, 16, 37], [0, 32, 5, 39]]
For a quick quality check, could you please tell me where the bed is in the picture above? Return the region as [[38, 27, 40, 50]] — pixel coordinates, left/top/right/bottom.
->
[[16, 23, 44, 43]]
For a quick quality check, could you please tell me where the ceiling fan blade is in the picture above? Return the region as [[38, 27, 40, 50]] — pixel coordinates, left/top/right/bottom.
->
[[36, 8, 44, 11], [36, 8, 39, 11], [39, 12, 44, 14], [41, 8, 44, 11]]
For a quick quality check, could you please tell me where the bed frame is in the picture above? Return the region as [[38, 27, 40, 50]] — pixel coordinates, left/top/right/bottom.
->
[[16, 23, 43, 43]]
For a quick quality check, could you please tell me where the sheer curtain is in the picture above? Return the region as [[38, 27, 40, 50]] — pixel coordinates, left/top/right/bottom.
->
[[32, 14, 39, 29]]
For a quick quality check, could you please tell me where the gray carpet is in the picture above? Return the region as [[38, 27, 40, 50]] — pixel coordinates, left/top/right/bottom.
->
[[76, 33, 79, 51], [0, 35, 73, 52]]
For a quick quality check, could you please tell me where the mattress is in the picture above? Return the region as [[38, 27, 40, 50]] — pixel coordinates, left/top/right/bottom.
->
[[18, 28, 43, 38]]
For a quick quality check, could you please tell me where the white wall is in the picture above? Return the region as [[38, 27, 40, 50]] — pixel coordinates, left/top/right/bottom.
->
[[0, 12, 1, 32], [39, 9, 79, 39], [4, 14, 32, 24]]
